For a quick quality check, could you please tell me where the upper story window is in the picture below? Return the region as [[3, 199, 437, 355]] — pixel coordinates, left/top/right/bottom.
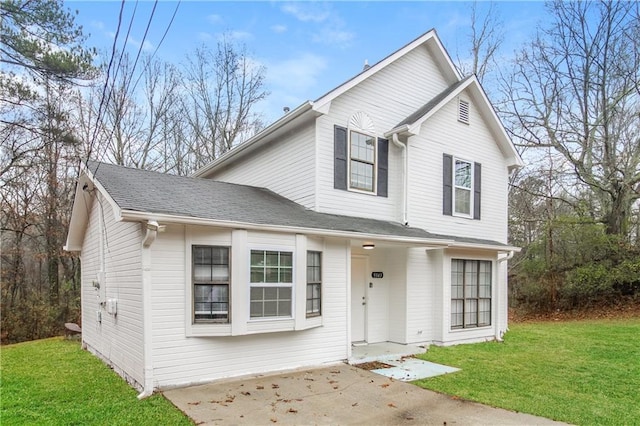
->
[[349, 130, 376, 192], [454, 159, 472, 216], [193, 246, 230, 323], [443, 154, 481, 220], [250, 250, 293, 318]]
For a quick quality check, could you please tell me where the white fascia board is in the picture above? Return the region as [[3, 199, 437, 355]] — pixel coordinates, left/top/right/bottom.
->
[[83, 164, 124, 222], [193, 101, 315, 178], [392, 75, 523, 169], [448, 241, 521, 252], [64, 173, 92, 252], [416, 78, 475, 130], [429, 30, 463, 81], [461, 77, 524, 169], [313, 29, 458, 112], [119, 210, 455, 247], [63, 165, 123, 251]]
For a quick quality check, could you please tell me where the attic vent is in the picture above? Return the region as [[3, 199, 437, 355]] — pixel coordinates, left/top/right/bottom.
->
[[458, 99, 470, 124]]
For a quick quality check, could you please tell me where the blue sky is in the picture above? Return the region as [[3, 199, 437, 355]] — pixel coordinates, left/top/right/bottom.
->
[[70, 1, 547, 123]]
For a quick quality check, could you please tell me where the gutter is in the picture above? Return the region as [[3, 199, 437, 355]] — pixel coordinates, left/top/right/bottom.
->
[[120, 210, 454, 248]]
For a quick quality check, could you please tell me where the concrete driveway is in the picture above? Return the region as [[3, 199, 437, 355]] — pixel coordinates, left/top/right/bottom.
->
[[163, 364, 565, 425]]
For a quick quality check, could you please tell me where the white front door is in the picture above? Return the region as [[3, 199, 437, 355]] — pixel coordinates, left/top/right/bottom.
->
[[351, 257, 367, 342]]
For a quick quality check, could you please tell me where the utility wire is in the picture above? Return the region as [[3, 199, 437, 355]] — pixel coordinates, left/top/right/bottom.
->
[[85, 0, 126, 173]]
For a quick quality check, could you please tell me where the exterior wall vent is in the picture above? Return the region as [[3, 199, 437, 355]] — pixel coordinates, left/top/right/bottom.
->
[[458, 98, 470, 124]]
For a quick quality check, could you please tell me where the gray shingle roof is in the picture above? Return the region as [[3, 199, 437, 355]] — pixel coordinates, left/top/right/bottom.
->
[[394, 76, 472, 129], [87, 161, 508, 247]]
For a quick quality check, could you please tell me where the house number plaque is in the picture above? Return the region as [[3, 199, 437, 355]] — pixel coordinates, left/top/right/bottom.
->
[[371, 272, 384, 279]]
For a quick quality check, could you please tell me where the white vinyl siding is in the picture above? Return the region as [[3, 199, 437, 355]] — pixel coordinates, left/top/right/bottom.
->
[[407, 91, 509, 242], [316, 44, 450, 222], [150, 226, 349, 389], [80, 193, 144, 387], [207, 121, 316, 209]]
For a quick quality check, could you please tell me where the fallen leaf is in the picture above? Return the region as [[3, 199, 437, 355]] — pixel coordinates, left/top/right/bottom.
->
[[388, 403, 397, 408], [333, 386, 338, 389], [270, 418, 277, 423], [380, 383, 390, 388], [241, 391, 251, 396], [329, 380, 337, 384], [352, 402, 358, 407], [275, 392, 281, 397]]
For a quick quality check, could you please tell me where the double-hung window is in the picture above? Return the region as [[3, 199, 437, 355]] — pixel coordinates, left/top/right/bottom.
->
[[193, 246, 230, 323], [451, 259, 491, 329], [306, 251, 321, 317], [454, 159, 472, 216], [349, 130, 376, 192], [250, 250, 293, 318]]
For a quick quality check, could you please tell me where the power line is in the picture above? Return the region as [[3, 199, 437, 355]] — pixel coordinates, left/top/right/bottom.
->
[[85, 0, 126, 173]]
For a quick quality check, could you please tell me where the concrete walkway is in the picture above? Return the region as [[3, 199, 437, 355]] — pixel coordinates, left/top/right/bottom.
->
[[164, 364, 566, 425]]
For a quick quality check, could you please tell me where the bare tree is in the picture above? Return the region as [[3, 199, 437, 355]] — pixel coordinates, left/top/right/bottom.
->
[[456, 1, 504, 84], [181, 36, 268, 170], [504, 0, 640, 236]]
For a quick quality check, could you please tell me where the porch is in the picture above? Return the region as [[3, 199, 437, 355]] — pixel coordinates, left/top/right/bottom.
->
[[348, 342, 460, 381]]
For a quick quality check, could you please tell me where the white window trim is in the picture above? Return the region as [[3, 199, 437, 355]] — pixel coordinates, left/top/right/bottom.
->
[[347, 129, 377, 195], [248, 248, 295, 321], [447, 255, 495, 332], [452, 157, 474, 218], [184, 229, 234, 337]]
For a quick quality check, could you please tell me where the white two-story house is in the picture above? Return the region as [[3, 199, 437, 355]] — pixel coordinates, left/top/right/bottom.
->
[[65, 29, 522, 395]]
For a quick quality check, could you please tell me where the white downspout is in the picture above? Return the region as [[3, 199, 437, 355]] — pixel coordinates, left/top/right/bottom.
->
[[138, 221, 159, 399], [391, 133, 408, 225]]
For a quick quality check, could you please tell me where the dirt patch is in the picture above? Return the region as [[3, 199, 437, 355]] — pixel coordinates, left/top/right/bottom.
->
[[353, 361, 394, 370], [509, 299, 640, 323]]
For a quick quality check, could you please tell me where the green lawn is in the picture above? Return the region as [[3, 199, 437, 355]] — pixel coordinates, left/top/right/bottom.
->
[[1, 338, 192, 425], [415, 319, 640, 425]]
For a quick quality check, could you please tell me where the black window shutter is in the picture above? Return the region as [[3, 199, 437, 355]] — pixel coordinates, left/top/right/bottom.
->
[[473, 162, 481, 220], [334, 126, 347, 190], [443, 154, 453, 215], [377, 138, 388, 197]]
